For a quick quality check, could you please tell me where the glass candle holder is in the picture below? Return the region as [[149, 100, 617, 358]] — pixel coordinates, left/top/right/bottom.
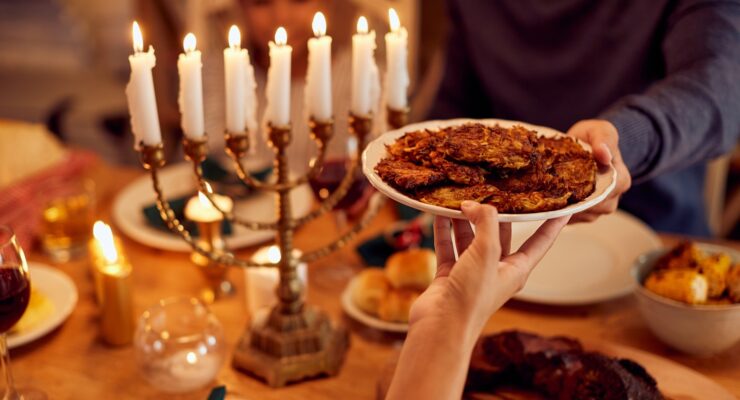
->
[[134, 297, 226, 393]]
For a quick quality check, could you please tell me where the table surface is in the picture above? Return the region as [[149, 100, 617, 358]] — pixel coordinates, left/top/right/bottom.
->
[[12, 163, 740, 400]]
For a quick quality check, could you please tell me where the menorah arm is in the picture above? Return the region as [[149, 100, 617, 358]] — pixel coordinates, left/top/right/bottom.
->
[[299, 192, 386, 264]]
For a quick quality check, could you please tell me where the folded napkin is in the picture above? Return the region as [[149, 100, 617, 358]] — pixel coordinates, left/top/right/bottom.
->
[[0, 150, 98, 250], [142, 158, 271, 236], [355, 203, 434, 266]]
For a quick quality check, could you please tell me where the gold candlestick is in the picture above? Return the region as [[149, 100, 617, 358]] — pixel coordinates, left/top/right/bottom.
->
[[191, 219, 234, 303]]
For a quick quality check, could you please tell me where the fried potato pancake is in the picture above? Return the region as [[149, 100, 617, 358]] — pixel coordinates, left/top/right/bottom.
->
[[418, 184, 500, 209], [374, 158, 446, 191], [443, 124, 536, 169]]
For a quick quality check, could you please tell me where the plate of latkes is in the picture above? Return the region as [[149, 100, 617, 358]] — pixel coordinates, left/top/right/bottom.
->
[[363, 119, 617, 221]]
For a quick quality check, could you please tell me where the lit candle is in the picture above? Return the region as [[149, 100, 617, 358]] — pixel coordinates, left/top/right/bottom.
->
[[384, 9, 409, 110], [265, 27, 292, 127], [184, 189, 234, 223], [177, 33, 205, 139], [246, 245, 308, 315], [90, 221, 134, 346], [351, 16, 380, 116], [305, 12, 332, 122], [224, 25, 247, 134], [126, 21, 162, 147]]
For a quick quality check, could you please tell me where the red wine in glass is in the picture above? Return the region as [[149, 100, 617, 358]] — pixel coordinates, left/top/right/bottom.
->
[[0, 268, 30, 334], [309, 158, 369, 211]]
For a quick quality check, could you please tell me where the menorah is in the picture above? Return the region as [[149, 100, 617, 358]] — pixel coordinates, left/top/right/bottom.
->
[[136, 107, 408, 386]]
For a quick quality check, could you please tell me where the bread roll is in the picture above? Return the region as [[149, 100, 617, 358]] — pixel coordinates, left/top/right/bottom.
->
[[385, 248, 436, 290], [351, 269, 391, 316], [377, 289, 420, 323]]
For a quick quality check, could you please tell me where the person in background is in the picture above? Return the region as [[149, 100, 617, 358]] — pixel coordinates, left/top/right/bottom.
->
[[430, 0, 740, 236]]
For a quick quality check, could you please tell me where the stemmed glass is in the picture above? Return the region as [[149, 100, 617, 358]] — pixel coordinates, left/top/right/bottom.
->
[[0, 226, 46, 400]]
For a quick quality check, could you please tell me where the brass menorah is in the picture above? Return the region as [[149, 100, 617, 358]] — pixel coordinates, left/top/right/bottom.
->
[[136, 107, 407, 386]]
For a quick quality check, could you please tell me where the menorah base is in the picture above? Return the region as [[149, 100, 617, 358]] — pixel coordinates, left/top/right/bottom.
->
[[233, 306, 349, 387]]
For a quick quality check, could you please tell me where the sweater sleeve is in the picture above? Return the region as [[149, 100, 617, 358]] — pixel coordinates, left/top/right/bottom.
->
[[601, 0, 740, 183]]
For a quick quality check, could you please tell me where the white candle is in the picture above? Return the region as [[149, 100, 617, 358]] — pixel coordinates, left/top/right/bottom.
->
[[247, 245, 308, 315], [184, 190, 233, 223], [126, 21, 162, 146], [224, 25, 247, 134], [384, 9, 409, 110], [177, 33, 205, 139], [244, 52, 258, 135], [305, 12, 332, 122], [351, 16, 380, 116], [266, 27, 292, 127]]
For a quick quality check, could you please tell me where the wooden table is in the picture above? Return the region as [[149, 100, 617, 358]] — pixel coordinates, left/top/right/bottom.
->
[[12, 164, 740, 399]]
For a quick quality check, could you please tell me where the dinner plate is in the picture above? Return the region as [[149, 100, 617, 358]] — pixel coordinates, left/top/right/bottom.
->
[[340, 276, 409, 333], [362, 118, 617, 222], [8, 262, 78, 349], [113, 162, 314, 252], [512, 210, 662, 305]]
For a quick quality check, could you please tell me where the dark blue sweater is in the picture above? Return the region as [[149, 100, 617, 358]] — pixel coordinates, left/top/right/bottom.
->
[[430, 0, 740, 236]]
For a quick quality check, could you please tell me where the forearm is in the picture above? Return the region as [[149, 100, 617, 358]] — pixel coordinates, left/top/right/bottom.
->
[[385, 317, 479, 400], [600, 2, 740, 182]]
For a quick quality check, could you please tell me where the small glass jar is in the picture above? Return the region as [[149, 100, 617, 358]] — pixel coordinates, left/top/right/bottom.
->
[[134, 297, 226, 393]]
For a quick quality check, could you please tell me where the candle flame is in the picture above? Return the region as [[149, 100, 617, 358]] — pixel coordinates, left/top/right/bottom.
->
[[275, 27, 287, 46], [93, 221, 118, 264], [198, 191, 210, 206], [388, 8, 400, 33], [228, 25, 241, 49], [186, 351, 197, 364], [267, 246, 282, 263], [132, 21, 144, 53], [357, 16, 368, 34], [183, 32, 197, 53], [312, 12, 327, 37]]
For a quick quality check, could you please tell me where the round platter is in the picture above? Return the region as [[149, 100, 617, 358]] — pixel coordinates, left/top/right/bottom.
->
[[113, 162, 313, 252], [362, 118, 617, 222], [511, 210, 662, 305]]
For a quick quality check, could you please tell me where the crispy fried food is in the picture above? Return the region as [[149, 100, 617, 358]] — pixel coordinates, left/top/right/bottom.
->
[[443, 124, 536, 169], [374, 158, 446, 191], [418, 184, 500, 209], [487, 190, 571, 213], [377, 123, 597, 213]]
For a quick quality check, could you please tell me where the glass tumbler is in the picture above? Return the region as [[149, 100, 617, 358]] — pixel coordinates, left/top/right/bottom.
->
[[134, 297, 226, 394]]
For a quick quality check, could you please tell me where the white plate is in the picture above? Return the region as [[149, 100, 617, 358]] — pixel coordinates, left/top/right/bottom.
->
[[362, 118, 617, 222], [8, 262, 78, 349], [512, 211, 662, 305], [113, 163, 314, 252], [340, 277, 409, 333]]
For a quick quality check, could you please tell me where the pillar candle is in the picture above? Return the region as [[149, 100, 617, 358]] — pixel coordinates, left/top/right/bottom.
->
[[351, 16, 380, 116], [177, 33, 205, 139], [224, 25, 247, 134], [246, 245, 308, 316], [305, 12, 332, 122], [185, 190, 234, 223], [384, 9, 409, 110], [265, 27, 292, 127], [126, 21, 162, 146]]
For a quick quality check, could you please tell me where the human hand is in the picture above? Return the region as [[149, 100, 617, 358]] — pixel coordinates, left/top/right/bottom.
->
[[566, 119, 631, 223], [409, 202, 569, 338]]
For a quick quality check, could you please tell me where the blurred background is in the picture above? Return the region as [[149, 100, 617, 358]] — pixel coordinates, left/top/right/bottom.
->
[[1, 0, 739, 239]]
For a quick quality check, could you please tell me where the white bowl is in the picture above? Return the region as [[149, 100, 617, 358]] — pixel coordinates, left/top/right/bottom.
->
[[632, 244, 740, 356]]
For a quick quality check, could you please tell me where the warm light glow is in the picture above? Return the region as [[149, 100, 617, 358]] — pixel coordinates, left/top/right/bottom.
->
[[132, 21, 144, 53], [357, 16, 368, 34], [228, 25, 241, 49], [186, 351, 197, 364], [267, 246, 281, 263], [197, 191, 210, 206], [183, 32, 196, 53], [275, 27, 287, 46], [312, 12, 327, 37], [93, 221, 118, 264], [388, 8, 400, 33]]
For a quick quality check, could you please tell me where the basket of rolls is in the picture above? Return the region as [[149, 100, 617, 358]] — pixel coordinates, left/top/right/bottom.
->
[[632, 241, 740, 356], [341, 248, 436, 332]]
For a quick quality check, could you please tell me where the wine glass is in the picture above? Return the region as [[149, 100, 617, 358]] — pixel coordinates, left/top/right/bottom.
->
[[0, 226, 46, 400]]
